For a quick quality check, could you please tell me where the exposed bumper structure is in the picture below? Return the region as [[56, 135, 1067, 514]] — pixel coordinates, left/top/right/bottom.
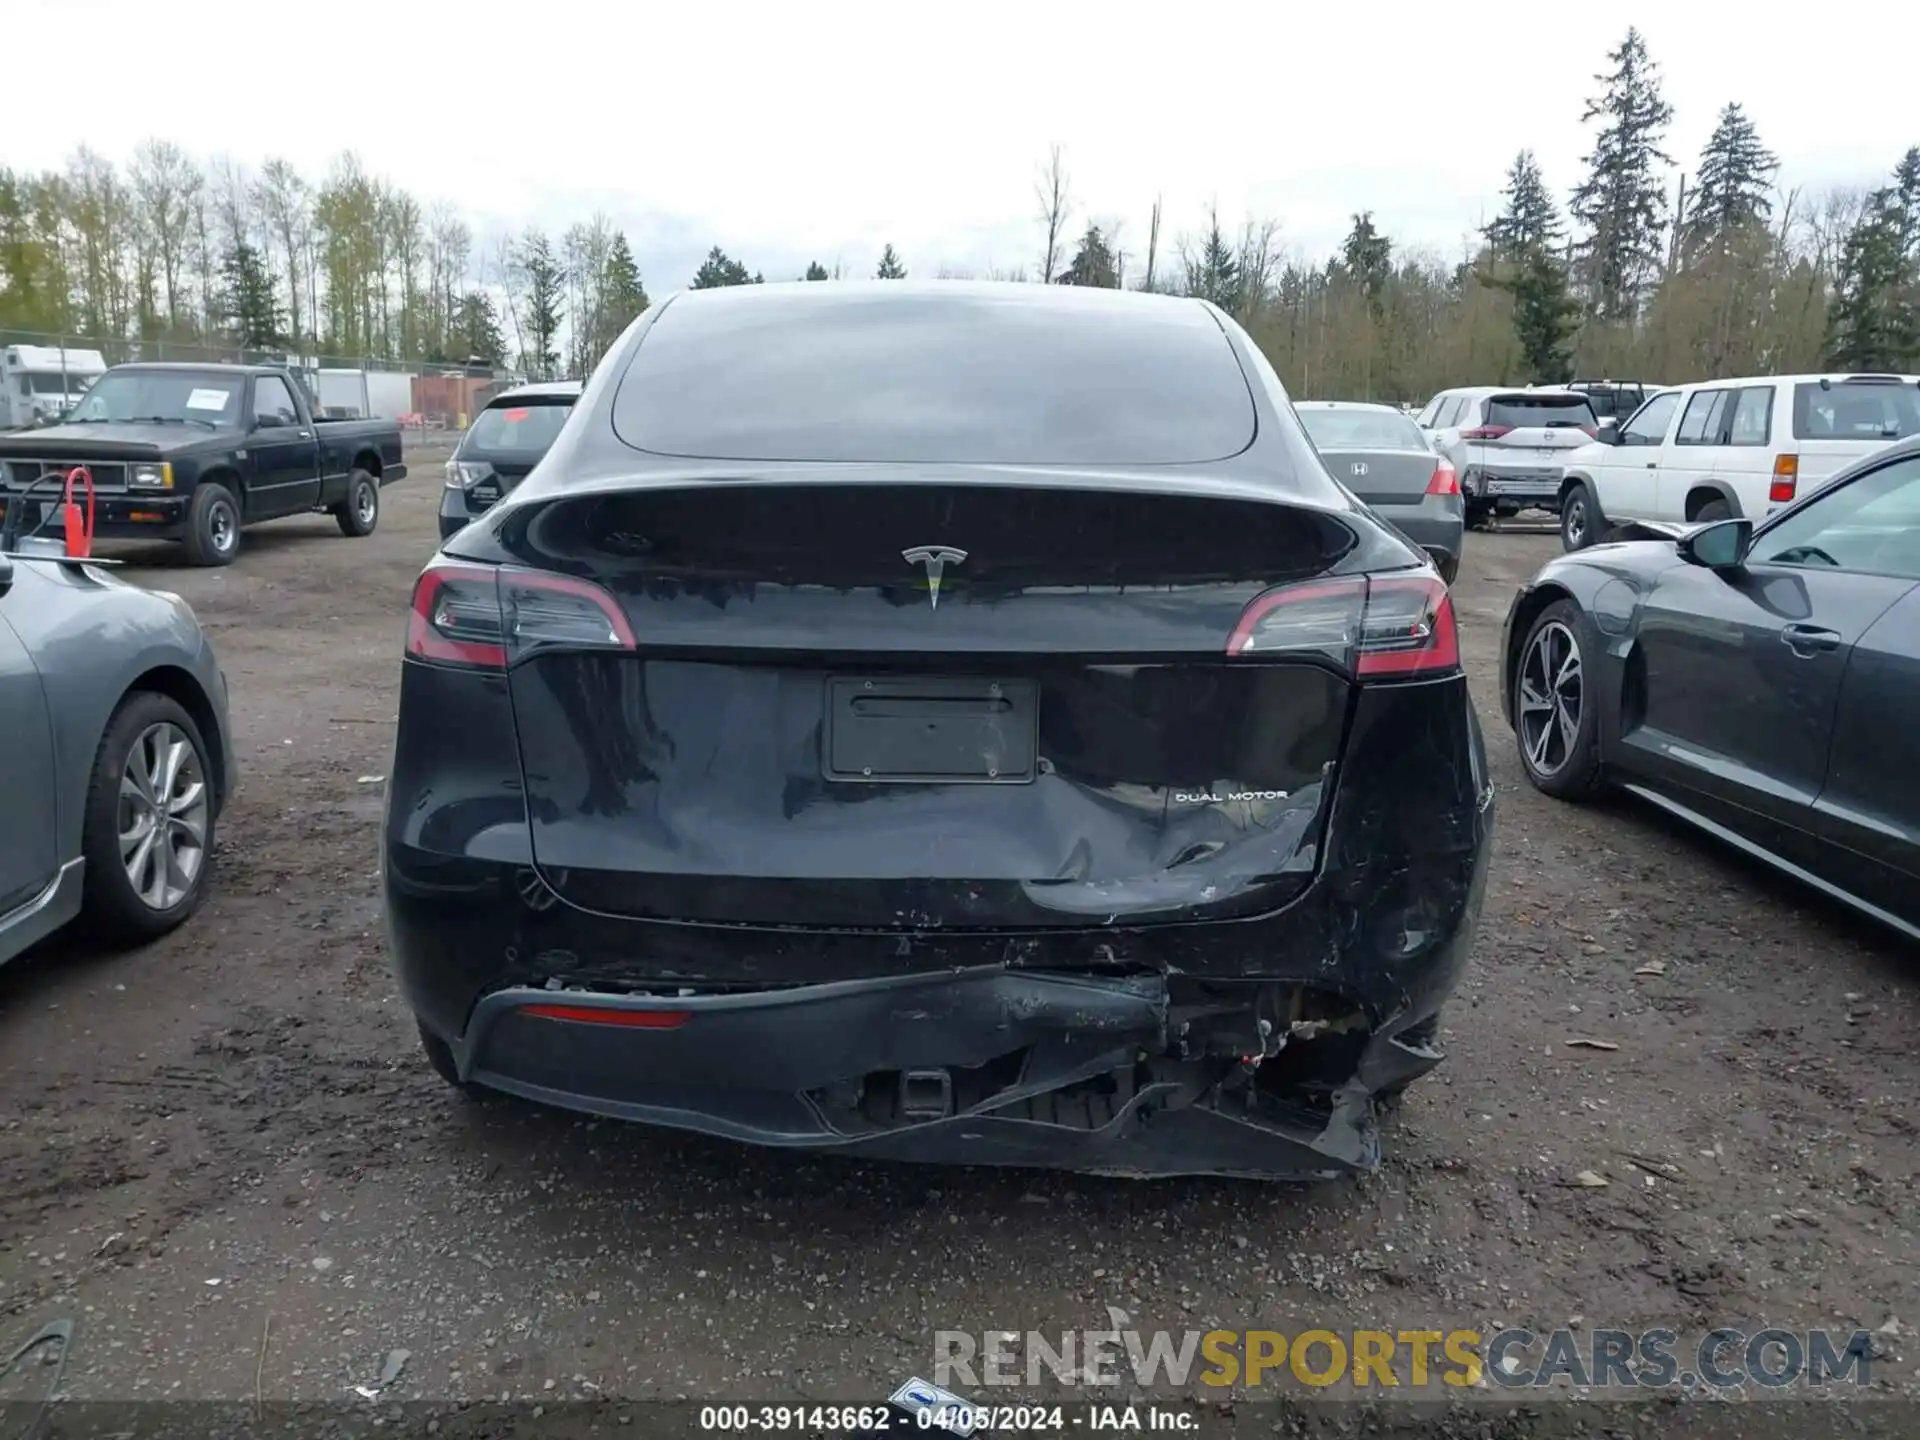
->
[[1461, 467, 1561, 508], [450, 966, 1458, 1180]]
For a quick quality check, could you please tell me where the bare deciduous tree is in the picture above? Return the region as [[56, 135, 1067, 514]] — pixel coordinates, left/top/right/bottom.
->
[[1034, 145, 1072, 284]]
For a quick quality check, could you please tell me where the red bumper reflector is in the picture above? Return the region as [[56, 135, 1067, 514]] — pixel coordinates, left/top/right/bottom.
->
[[517, 1003, 691, 1029]]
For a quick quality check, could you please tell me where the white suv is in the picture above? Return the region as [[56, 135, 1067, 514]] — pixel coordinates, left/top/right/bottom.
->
[[1555, 372, 1920, 550], [1417, 387, 1599, 529]]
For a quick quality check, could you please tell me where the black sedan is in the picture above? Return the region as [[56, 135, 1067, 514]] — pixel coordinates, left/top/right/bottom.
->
[[384, 280, 1494, 1181], [1503, 434, 1920, 937], [439, 380, 582, 540]]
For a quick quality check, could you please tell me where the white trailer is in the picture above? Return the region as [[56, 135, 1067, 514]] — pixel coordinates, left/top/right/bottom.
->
[[1, 344, 109, 429]]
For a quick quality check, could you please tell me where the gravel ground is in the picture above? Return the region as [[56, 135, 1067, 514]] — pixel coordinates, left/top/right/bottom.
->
[[0, 447, 1914, 1427]]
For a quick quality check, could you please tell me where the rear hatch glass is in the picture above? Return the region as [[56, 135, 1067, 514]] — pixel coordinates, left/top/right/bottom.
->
[[463, 397, 575, 454], [610, 287, 1256, 465], [1485, 395, 1596, 430], [1792, 382, 1920, 442]]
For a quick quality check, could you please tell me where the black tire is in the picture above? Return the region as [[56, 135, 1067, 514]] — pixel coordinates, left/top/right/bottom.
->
[[79, 690, 218, 944], [1436, 552, 1459, 586], [1560, 481, 1600, 552], [1692, 498, 1733, 523], [1465, 504, 1494, 532], [1513, 599, 1605, 801], [334, 470, 380, 537], [183, 482, 240, 567]]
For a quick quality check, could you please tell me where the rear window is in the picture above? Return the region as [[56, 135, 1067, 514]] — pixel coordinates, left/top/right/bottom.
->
[[1577, 386, 1643, 420], [1485, 394, 1597, 430], [610, 287, 1256, 465], [464, 398, 574, 452], [1297, 407, 1427, 452], [1792, 382, 1920, 442]]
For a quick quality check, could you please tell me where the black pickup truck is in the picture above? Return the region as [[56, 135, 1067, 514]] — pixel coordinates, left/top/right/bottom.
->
[[0, 362, 407, 566]]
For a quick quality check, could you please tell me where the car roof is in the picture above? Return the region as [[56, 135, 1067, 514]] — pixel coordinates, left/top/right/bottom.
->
[[1442, 385, 1586, 400], [487, 380, 582, 404], [1676, 372, 1920, 389]]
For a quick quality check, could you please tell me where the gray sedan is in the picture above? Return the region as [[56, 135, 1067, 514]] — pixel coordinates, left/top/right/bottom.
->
[[1297, 401, 1465, 583], [0, 542, 237, 963]]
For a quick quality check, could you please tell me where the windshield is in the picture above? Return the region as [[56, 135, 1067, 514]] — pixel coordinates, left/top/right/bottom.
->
[[29, 372, 93, 396], [1297, 407, 1427, 451], [1486, 395, 1597, 430], [1577, 387, 1641, 420], [1792, 382, 1920, 441], [463, 398, 575, 453], [68, 370, 242, 425]]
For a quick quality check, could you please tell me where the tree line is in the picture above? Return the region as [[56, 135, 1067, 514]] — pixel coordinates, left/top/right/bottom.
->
[[1, 28, 1915, 399]]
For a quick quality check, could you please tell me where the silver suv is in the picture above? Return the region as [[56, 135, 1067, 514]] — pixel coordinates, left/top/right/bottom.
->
[[1416, 387, 1599, 528]]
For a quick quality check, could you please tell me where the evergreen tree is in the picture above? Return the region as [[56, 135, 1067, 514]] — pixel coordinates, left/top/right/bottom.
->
[[1183, 209, 1241, 312], [218, 240, 283, 349], [804, 261, 830, 281], [874, 244, 906, 279], [1506, 249, 1582, 382], [1484, 150, 1562, 261], [513, 229, 565, 379], [1057, 223, 1119, 287], [1570, 28, 1675, 320], [691, 246, 757, 288], [454, 291, 505, 367], [600, 232, 649, 338], [1338, 212, 1393, 314], [1481, 152, 1580, 381], [1683, 103, 1779, 257], [1826, 189, 1916, 370]]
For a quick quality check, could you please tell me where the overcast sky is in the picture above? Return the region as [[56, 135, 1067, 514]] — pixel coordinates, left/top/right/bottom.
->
[[16, 0, 1917, 294]]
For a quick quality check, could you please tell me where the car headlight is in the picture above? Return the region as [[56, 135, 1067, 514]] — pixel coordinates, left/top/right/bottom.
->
[[130, 462, 173, 489], [444, 459, 493, 490]]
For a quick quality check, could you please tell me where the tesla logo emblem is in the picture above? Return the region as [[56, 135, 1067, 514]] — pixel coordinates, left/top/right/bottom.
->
[[902, 545, 967, 609], [1350, 462, 1369, 477]]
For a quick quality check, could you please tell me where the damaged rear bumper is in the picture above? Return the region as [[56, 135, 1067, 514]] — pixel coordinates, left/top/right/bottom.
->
[[448, 966, 1452, 1180]]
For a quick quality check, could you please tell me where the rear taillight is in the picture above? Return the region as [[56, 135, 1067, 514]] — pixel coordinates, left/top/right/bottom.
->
[[1227, 574, 1459, 678], [1461, 425, 1511, 440], [1770, 454, 1798, 504], [406, 559, 636, 670], [1580, 425, 1598, 439], [517, 1002, 690, 1029], [1426, 463, 1461, 497]]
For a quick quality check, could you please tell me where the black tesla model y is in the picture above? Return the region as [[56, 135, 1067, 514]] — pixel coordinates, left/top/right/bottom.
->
[[382, 281, 1494, 1180]]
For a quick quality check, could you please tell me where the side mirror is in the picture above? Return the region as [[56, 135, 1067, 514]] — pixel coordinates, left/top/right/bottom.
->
[[0, 552, 12, 598], [1595, 419, 1618, 443], [1678, 517, 1753, 570]]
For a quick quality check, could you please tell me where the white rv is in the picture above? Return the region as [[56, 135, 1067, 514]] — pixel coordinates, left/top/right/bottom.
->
[[1, 344, 110, 429]]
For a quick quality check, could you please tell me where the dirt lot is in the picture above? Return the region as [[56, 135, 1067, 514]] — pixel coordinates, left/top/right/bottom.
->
[[0, 442, 1915, 1421]]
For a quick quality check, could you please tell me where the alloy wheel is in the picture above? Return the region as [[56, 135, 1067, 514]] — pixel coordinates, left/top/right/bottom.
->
[[118, 722, 209, 910], [1518, 621, 1583, 778]]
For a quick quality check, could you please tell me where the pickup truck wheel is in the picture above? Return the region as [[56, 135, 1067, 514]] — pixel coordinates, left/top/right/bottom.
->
[[184, 483, 240, 566], [79, 690, 217, 943], [1561, 481, 1600, 551], [335, 470, 379, 537]]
